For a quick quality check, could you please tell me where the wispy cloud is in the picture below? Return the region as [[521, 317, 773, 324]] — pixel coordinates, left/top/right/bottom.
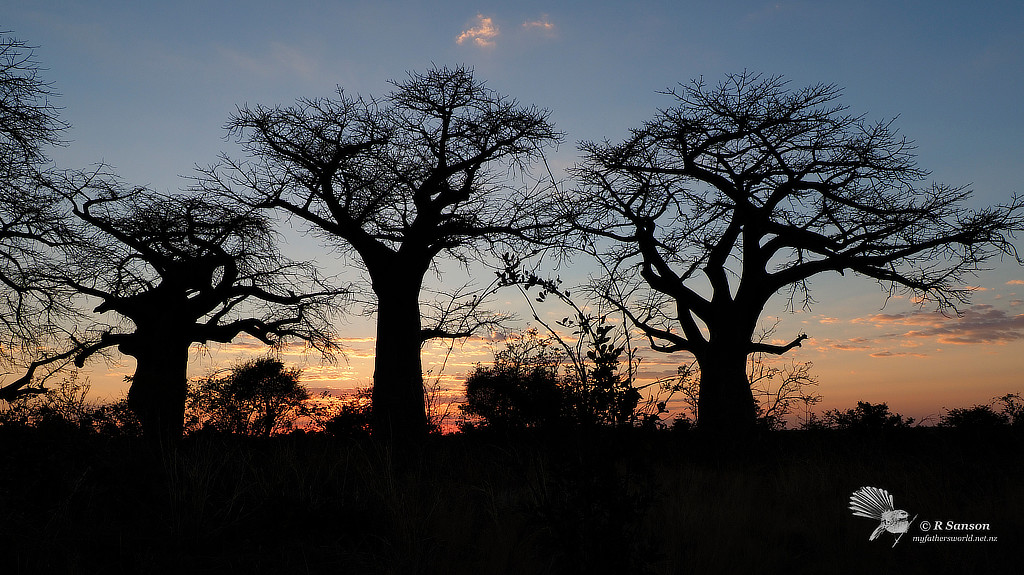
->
[[831, 341, 872, 351], [523, 15, 557, 37], [1007, 280, 1024, 285], [856, 304, 1024, 345], [456, 14, 499, 47], [337, 336, 376, 344], [869, 351, 930, 358], [217, 41, 320, 80]]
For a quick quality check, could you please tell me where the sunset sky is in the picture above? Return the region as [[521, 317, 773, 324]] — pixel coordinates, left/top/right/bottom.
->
[[6, 1, 1024, 423]]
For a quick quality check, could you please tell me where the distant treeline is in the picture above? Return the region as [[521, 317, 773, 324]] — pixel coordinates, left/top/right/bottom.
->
[[2, 351, 1020, 437]]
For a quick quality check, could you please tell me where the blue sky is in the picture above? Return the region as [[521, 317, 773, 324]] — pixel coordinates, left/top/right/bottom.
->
[[6, 1, 1024, 419]]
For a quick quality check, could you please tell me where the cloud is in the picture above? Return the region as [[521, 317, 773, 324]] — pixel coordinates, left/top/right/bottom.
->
[[869, 351, 930, 358], [523, 15, 557, 37], [1007, 280, 1024, 285], [817, 336, 872, 352], [217, 41, 320, 80], [857, 304, 1024, 345], [337, 336, 376, 344], [456, 14, 499, 47], [832, 342, 872, 351]]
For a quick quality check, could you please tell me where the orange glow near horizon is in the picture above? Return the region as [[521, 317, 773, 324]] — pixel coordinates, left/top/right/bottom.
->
[[74, 283, 1024, 428]]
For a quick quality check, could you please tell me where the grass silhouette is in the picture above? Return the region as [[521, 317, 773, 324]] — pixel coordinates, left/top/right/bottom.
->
[[0, 424, 1019, 574]]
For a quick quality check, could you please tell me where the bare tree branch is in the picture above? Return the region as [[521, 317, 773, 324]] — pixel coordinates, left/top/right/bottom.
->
[[568, 71, 1024, 431], [195, 65, 563, 438]]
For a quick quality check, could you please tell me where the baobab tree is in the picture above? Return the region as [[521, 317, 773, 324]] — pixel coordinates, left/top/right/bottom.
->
[[199, 66, 561, 438], [0, 33, 75, 373], [23, 171, 342, 440], [570, 72, 1023, 433]]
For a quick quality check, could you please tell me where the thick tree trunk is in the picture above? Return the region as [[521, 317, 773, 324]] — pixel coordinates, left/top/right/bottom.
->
[[370, 282, 428, 440], [126, 338, 190, 442], [695, 346, 757, 434]]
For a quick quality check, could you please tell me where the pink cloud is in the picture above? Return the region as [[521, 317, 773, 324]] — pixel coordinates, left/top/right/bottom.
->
[[831, 339, 872, 351], [523, 15, 557, 36], [857, 304, 1024, 345], [456, 14, 499, 47]]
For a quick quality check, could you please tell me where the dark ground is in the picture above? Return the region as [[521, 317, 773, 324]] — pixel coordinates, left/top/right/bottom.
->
[[0, 426, 1019, 574]]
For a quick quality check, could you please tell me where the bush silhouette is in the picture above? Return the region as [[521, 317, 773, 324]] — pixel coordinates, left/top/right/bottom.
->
[[90, 396, 142, 437], [821, 401, 914, 431], [939, 393, 1023, 430], [939, 405, 1009, 429], [462, 361, 564, 431], [188, 357, 309, 437], [461, 330, 565, 431], [460, 327, 660, 431], [319, 388, 373, 438]]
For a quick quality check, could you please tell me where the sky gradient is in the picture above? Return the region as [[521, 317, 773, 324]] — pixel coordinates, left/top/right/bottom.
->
[[5, 1, 1024, 423]]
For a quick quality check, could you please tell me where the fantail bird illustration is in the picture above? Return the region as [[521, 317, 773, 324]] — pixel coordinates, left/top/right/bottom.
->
[[849, 486, 915, 546]]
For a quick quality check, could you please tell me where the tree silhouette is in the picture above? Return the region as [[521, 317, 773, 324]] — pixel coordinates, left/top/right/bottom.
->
[[0, 33, 77, 380], [26, 173, 342, 440], [188, 356, 308, 437], [200, 65, 561, 439], [569, 72, 1024, 433]]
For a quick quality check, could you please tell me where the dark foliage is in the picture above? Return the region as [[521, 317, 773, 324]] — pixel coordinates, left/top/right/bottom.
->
[[461, 332, 564, 431], [0, 426, 1019, 574], [939, 405, 1009, 429], [818, 401, 915, 431], [90, 396, 143, 437], [303, 387, 374, 439], [570, 321, 643, 427], [187, 356, 309, 437], [939, 392, 1023, 429], [0, 371, 141, 436], [460, 327, 657, 432]]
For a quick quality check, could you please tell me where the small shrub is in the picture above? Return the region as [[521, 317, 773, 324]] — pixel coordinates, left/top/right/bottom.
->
[[318, 388, 373, 438], [91, 396, 143, 437]]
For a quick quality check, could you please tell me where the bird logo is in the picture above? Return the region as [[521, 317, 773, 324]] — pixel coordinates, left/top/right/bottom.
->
[[849, 486, 917, 547]]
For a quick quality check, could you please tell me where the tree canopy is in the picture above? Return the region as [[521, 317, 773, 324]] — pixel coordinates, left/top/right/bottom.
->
[[569, 72, 1024, 432], [200, 65, 562, 438], [18, 172, 343, 439], [0, 33, 74, 372], [4, 38, 1022, 440]]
